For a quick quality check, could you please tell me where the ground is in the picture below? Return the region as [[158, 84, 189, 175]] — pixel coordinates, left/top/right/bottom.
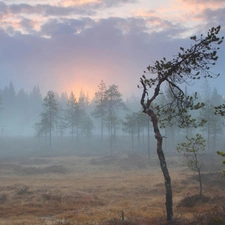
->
[[0, 153, 224, 225]]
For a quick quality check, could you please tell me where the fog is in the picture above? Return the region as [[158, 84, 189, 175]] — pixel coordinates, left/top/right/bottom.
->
[[0, 80, 224, 158], [0, 80, 225, 224]]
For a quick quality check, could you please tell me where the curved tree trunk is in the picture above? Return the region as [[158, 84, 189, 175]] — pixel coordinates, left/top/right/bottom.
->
[[146, 108, 173, 222]]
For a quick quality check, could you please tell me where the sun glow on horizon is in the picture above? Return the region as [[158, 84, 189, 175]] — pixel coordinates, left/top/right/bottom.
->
[[63, 83, 96, 102]]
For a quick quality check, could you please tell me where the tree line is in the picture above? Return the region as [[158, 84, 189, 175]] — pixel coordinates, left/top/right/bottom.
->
[[0, 77, 224, 157]]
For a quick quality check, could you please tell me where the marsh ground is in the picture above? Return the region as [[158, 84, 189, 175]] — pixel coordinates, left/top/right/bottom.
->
[[0, 152, 224, 225]]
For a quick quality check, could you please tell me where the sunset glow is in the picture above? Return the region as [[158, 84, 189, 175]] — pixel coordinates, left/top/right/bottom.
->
[[0, 0, 224, 99]]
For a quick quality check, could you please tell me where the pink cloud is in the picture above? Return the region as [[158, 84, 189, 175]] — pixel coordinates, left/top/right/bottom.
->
[[59, 0, 98, 7], [175, 0, 225, 15]]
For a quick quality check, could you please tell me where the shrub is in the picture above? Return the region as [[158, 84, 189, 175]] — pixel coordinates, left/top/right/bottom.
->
[[0, 193, 7, 204], [178, 194, 210, 207]]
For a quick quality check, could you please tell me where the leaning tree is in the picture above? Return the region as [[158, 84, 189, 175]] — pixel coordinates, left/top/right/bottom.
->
[[139, 26, 223, 222]]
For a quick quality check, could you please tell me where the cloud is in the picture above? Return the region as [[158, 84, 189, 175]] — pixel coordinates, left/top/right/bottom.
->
[[199, 8, 225, 25], [0, 0, 136, 18], [0, 0, 224, 98], [59, 0, 137, 8], [0, 15, 188, 97]]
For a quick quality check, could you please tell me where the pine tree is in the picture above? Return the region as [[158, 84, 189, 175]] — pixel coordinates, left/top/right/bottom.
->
[[104, 84, 126, 154], [92, 80, 107, 143], [36, 91, 58, 148], [65, 92, 77, 139], [177, 133, 206, 197], [139, 26, 223, 221], [122, 112, 138, 153]]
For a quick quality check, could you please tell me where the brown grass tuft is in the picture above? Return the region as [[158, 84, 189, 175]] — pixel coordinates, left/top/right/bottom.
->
[[193, 206, 225, 225]]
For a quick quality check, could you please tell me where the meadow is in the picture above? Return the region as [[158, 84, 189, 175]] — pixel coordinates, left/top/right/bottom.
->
[[0, 147, 224, 225]]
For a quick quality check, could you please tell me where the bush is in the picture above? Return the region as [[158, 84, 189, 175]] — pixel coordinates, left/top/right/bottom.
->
[[0, 193, 7, 204], [178, 194, 210, 207]]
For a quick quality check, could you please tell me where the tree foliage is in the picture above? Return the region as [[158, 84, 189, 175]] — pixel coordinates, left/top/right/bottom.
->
[[104, 84, 126, 153], [217, 151, 225, 176], [92, 80, 107, 142], [139, 26, 223, 221], [36, 90, 58, 147], [65, 92, 77, 138], [140, 26, 223, 128], [177, 133, 206, 196]]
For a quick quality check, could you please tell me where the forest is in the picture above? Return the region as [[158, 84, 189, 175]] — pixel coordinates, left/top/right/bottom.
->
[[0, 78, 224, 156]]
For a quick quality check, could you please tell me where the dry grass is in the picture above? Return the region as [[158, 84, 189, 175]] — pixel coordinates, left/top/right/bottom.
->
[[0, 154, 224, 224]]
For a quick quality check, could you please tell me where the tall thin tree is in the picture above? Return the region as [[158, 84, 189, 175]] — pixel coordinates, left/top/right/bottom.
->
[[37, 91, 58, 148], [92, 80, 107, 143]]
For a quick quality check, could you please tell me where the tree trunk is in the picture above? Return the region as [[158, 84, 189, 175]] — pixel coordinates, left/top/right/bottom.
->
[[101, 117, 104, 144], [146, 108, 173, 222], [132, 132, 134, 154], [147, 119, 150, 159], [197, 167, 202, 197], [49, 127, 52, 148]]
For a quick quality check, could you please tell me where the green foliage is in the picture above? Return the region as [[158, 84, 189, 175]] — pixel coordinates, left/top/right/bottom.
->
[[177, 133, 206, 171], [155, 90, 206, 128], [217, 151, 225, 176], [177, 133, 206, 197], [140, 26, 224, 129], [214, 104, 225, 116]]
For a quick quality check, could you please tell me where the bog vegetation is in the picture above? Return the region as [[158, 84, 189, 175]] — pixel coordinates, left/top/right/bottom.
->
[[0, 26, 224, 224]]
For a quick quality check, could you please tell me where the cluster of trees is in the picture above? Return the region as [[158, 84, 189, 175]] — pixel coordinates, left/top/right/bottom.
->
[[33, 81, 153, 153], [0, 80, 151, 153], [0, 78, 224, 155], [34, 83, 129, 151], [35, 90, 92, 148], [0, 82, 42, 136]]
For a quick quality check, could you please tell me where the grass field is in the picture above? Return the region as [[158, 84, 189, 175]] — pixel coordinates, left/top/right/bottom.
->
[[0, 153, 224, 225]]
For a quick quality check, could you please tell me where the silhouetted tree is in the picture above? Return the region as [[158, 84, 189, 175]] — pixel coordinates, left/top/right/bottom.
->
[[139, 26, 223, 221], [92, 80, 107, 143], [122, 112, 138, 153], [80, 115, 94, 138], [29, 85, 43, 122], [56, 110, 67, 146], [36, 91, 58, 147], [104, 84, 126, 154], [65, 92, 77, 139], [199, 86, 223, 151]]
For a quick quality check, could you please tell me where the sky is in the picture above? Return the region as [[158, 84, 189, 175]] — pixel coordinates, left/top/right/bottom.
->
[[0, 0, 225, 100]]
